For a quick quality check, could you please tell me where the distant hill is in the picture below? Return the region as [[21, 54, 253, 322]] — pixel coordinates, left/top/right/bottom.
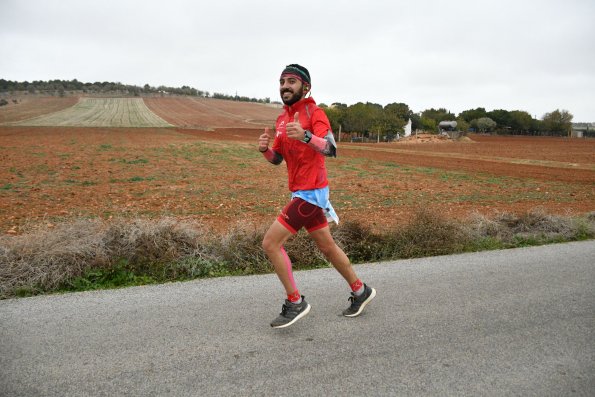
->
[[0, 78, 276, 105], [0, 96, 281, 129]]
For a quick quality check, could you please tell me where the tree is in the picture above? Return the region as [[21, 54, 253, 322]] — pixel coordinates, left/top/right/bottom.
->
[[381, 102, 410, 136], [456, 118, 470, 134], [487, 109, 512, 129], [458, 107, 487, 122], [421, 108, 455, 124], [541, 109, 573, 136], [343, 102, 382, 135], [475, 117, 497, 132], [420, 117, 437, 132], [384, 102, 412, 121], [509, 110, 533, 134], [323, 106, 344, 134]]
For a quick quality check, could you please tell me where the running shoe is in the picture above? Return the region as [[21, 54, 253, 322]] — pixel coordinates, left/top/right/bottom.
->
[[270, 297, 311, 328], [343, 284, 376, 317]]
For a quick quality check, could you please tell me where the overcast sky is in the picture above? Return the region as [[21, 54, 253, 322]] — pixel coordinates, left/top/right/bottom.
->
[[1, 0, 594, 121]]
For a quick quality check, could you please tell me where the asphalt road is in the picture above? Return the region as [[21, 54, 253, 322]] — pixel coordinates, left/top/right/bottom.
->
[[1, 241, 594, 396]]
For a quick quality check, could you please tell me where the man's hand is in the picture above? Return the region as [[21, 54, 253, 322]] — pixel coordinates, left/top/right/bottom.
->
[[258, 127, 273, 152], [286, 112, 305, 141]]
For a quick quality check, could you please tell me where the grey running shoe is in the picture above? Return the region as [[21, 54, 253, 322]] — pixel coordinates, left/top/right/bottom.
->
[[343, 284, 376, 317], [270, 297, 311, 328]]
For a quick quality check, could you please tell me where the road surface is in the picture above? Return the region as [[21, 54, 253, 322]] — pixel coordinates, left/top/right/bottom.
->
[[1, 241, 594, 396]]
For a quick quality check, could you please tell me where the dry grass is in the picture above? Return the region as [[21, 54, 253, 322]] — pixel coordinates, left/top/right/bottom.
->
[[0, 217, 211, 297], [1, 209, 593, 299], [332, 207, 471, 261], [466, 207, 591, 244], [0, 219, 110, 297]]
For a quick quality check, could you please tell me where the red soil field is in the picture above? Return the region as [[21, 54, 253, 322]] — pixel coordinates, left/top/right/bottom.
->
[[167, 128, 595, 230], [1, 93, 593, 234], [0, 96, 79, 123], [143, 97, 280, 129], [2, 125, 592, 235], [372, 134, 595, 164], [178, 129, 595, 184]]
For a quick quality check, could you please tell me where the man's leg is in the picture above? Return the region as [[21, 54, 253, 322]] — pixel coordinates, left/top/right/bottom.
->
[[263, 220, 311, 328], [262, 220, 297, 295], [309, 225, 358, 284], [309, 225, 376, 317]]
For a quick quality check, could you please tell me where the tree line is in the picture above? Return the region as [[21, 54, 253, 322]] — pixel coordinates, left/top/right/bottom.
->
[[0, 79, 270, 104], [321, 102, 575, 137]]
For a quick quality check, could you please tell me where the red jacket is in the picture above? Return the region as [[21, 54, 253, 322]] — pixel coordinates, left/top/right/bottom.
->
[[272, 97, 331, 192]]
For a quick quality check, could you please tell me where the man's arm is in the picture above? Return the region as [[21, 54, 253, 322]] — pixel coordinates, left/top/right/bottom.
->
[[304, 130, 337, 157], [286, 112, 337, 157], [260, 147, 284, 165], [258, 127, 284, 165]]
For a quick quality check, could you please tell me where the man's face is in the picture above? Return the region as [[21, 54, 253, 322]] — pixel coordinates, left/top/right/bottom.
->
[[279, 75, 305, 106]]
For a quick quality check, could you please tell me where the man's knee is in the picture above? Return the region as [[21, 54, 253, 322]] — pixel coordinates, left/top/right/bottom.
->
[[262, 235, 277, 254], [262, 230, 285, 254], [316, 239, 337, 257]]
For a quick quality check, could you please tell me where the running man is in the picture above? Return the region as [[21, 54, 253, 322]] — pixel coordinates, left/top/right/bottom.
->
[[258, 64, 376, 328]]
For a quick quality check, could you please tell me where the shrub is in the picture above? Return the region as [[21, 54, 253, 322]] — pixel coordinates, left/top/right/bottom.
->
[[0, 219, 110, 297], [333, 220, 386, 263], [211, 221, 270, 273], [101, 217, 214, 280], [465, 207, 585, 246], [0, 209, 593, 299], [386, 208, 470, 258]]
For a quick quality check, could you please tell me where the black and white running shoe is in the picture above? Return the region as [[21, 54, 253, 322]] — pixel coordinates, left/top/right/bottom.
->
[[343, 284, 376, 317], [270, 297, 311, 328]]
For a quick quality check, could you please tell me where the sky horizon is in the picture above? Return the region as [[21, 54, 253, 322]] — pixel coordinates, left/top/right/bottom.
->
[[1, 0, 594, 122]]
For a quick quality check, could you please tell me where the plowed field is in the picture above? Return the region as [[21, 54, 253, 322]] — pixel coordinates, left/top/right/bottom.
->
[[6, 98, 171, 127], [143, 97, 280, 129], [0, 96, 79, 123], [1, 125, 593, 235]]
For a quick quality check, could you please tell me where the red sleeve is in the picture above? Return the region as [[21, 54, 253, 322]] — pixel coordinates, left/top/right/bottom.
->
[[310, 107, 332, 137], [272, 114, 284, 153]]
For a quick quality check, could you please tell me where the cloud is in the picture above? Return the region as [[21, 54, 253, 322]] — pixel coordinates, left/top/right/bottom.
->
[[1, 0, 594, 120]]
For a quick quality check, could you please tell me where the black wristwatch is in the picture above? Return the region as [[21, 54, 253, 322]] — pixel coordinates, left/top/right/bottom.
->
[[303, 130, 312, 143]]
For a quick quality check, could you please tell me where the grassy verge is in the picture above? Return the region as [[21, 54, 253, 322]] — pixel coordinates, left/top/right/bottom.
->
[[1, 208, 593, 299]]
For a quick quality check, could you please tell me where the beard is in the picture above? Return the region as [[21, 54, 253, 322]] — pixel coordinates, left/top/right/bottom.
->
[[280, 87, 304, 106]]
